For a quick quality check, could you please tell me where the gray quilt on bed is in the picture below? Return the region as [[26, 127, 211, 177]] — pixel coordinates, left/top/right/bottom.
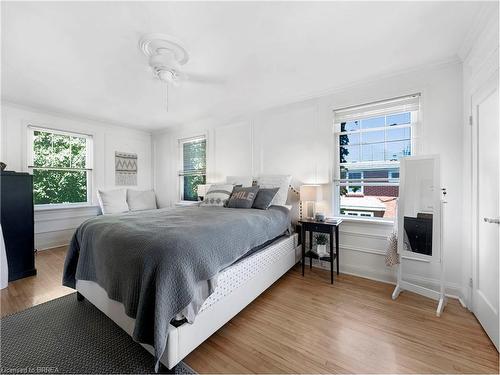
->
[[62, 205, 290, 370]]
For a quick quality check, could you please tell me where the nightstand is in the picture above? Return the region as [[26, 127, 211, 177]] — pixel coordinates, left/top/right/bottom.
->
[[298, 218, 342, 284]]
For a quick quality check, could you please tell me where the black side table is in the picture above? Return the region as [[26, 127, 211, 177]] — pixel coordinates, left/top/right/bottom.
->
[[298, 219, 342, 284]]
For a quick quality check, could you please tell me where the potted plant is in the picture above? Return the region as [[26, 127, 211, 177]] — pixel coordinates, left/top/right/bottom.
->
[[315, 234, 328, 257]]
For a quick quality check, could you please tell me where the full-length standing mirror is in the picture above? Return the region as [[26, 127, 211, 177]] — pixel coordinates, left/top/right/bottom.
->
[[393, 155, 446, 316], [397, 155, 441, 262]]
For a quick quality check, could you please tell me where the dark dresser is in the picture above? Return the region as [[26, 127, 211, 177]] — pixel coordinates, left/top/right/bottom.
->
[[0, 171, 37, 281]]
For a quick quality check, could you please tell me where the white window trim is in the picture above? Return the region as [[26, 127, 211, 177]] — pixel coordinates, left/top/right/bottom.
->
[[343, 210, 375, 218], [178, 135, 207, 203], [27, 125, 94, 207], [333, 95, 420, 222]]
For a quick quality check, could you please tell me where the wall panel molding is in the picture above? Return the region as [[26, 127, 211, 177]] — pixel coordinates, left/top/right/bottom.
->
[[34, 206, 100, 249]]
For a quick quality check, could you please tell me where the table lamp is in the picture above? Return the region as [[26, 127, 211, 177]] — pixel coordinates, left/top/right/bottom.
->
[[300, 184, 322, 219]]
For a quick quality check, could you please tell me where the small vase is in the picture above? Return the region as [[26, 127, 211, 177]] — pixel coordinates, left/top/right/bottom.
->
[[317, 244, 327, 256]]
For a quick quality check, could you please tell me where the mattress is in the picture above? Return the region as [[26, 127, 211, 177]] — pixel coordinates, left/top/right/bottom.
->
[[198, 234, 294, 314]]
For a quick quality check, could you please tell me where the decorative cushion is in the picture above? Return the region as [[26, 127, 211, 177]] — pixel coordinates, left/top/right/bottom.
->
[[226, 176, 253, 187], [127, 189, 157, 211], [254, 175, 292, 206], [227, 186, 259, 208], [252, 187, 279, 210], [201, 184, 235, 207], [97, 188, 129, 214]]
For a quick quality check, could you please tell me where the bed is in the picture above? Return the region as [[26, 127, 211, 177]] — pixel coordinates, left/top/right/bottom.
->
[[63, 203, 300, 370]]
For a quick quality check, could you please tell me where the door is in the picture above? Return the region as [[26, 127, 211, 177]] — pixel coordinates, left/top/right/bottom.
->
[[472, 72, 499, 351]]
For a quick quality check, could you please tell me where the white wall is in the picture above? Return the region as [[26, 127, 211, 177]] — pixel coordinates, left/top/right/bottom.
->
[[154, 60, 465, 297], [1, 102, 153, 249], [460, 6, 499, 307]]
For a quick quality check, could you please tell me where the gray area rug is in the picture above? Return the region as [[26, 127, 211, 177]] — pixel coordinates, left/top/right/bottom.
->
[[0, 293, 196, 374]]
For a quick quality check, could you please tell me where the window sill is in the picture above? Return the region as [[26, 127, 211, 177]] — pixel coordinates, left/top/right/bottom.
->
[[34, 203, 99, 212], [175, 201, 200, 207], [338, 216, 395, 226]]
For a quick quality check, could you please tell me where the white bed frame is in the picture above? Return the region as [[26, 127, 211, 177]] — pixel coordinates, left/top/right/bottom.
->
[[76, 233, 299, 369]]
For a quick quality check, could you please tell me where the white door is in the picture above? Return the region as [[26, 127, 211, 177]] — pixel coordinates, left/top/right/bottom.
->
[[472, 73, 499, 351]]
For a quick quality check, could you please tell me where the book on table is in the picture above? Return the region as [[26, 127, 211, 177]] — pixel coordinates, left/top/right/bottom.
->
[[325, 217, 342, 224]]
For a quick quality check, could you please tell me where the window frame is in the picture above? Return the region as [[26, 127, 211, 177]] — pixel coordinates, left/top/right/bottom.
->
[[178, 135, 207, 202], [27, 125, 94, 209], [388, 171, 400, 183], [333, 95, 420, 222], [343, 210, 374, 218], [346, 171, 364, 194]]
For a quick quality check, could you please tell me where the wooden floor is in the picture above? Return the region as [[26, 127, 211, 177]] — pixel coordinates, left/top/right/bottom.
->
[[1, 247, 498, 373], [0, 247, 74, 317]]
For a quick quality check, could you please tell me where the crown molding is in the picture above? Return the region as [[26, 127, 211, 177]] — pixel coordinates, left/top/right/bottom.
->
[[6, 56, 463, 137], [1, 98, 155, 135], [458, 2, 499, 63], [155, 56, 462, 135]]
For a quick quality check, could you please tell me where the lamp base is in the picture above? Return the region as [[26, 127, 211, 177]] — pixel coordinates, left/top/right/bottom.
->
[[305, 201, 316, 219]]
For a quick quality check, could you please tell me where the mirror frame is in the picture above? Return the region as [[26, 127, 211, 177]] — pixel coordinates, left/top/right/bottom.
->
[[397, 154, 441, 263]]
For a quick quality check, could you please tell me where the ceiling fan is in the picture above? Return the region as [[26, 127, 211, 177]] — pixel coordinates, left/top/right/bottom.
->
[[139, 33, 223, 110]]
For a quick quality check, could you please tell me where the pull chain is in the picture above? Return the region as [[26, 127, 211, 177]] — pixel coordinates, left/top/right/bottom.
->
[[165, 83, 169, 112]]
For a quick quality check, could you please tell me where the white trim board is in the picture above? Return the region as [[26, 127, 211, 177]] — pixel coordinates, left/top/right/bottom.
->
[[34, 205, 100, 250], [35, 230, 74, 251], [309, 257, 464, 301]]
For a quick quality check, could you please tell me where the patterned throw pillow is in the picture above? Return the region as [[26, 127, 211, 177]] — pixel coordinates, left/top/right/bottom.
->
[[227, 186, 259, 208], [252, 187, 279, 210], [200, 184, 235, 207]]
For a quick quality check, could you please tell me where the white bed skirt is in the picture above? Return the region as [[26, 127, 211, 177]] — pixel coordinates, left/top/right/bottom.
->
[[76, 233, 299, 369]]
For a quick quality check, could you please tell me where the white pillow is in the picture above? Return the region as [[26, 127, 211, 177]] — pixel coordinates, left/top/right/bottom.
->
[[127, 189, 157, 211], [255, 175, 292, 206], [200, 184, 234, 207], [226, 176, 253, 187], [97, 189, 129, 214]]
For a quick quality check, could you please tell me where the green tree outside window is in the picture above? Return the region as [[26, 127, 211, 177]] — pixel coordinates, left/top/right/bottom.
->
[[32, 130, 89, 205], [181, 139, 206, 201]]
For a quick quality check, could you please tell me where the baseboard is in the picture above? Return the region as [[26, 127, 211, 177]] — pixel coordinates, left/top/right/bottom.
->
[[35, 228, 75, 250], [340, 262, 396, 285], [37, 243, 70, 251], [310, 258, 465, 302]]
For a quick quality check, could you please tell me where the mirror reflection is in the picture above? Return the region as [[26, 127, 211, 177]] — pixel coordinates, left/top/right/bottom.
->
[[401, 158, 435, 256]]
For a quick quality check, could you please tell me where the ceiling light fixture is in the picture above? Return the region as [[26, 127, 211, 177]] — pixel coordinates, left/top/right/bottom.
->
[[139, 33, 189, 111], [139, 33, 225, 111]]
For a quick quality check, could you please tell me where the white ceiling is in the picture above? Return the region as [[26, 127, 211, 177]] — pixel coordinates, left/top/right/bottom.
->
[[1, 1, 487, 131]]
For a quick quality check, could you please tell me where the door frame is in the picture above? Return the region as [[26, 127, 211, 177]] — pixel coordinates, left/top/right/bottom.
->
[[470, 69, 499, 322]]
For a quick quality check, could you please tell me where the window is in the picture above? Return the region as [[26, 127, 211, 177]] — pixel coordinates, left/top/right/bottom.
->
[[28, 127, 93, 206], [333, 94, 420, 220], [179, 136, 206, 201], [346, 171, 363, 194], [389, 171, 400, 183]]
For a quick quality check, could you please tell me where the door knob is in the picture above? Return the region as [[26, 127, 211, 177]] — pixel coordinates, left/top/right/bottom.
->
[[484, 217, 500, 224]]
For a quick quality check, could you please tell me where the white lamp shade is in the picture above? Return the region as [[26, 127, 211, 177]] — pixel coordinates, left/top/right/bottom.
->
[[197, 184, 210, 197], [300, 184, 322, 202]]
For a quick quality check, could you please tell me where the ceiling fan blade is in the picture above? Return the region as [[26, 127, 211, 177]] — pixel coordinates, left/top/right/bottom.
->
[[180, 71, 226, 85]]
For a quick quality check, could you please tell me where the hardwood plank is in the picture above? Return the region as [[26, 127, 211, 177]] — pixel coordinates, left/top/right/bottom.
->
[[1, 247, 497, 373], [0, 247, 73, 317], [186, 267, 498, 374]]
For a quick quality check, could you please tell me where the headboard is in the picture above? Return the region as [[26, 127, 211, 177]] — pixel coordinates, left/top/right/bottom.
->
[[250, 177, 302, 227], [286, 184, 302, 227]]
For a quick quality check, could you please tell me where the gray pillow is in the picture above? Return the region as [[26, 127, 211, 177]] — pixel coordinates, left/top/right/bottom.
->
[[252, 187, 279, 210], [227, 186, 259, 208]]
